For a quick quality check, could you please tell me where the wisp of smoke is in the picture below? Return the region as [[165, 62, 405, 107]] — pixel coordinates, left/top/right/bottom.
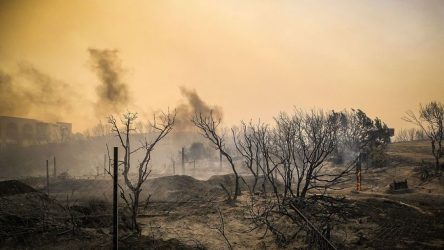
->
[[175, 87, 223, 131], [0, 63, 77, 121], [88, 48, 129, 116]]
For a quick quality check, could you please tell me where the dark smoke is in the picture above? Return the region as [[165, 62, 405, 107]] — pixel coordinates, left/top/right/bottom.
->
[[175, 87, 223, 131], [0, 63, 77, 121], [88, 48, 129, 116]]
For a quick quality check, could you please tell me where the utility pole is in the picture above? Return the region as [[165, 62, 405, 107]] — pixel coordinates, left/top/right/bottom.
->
[[46, 160, 49, 195], [113, 147, 118, 250]]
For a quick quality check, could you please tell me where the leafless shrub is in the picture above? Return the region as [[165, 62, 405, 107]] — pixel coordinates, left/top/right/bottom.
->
[[63, 191, 80, 234], [210, 207, 233, 250]]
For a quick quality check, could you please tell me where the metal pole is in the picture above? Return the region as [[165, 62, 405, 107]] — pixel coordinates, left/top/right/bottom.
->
[[46, 159, 49, 195], [113, 147, 118, 250]]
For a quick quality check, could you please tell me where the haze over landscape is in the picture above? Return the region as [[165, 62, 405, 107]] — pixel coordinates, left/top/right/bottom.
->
[[1, 1, 444, 249], [1, 0, 443, 132]]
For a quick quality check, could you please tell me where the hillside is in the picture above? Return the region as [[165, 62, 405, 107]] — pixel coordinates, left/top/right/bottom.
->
[[387, 140, 434, 165]]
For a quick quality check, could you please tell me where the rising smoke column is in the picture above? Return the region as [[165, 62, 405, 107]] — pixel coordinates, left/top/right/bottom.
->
[[175, 86, 223, 131], [88, 48, 129, 116]]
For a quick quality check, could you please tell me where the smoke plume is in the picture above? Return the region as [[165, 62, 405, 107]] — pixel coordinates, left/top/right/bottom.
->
[[0, 63, 77, 121], [175, 87, 223, 131], [88, 48, 129, 116]]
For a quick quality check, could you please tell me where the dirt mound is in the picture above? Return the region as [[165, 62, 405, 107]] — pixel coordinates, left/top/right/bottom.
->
[[49, 178, 110, 194], [207, 174, 284, 194], [206, 173, 236, 184], [145, 175, 215, 202], [0, 180, 37, 196]]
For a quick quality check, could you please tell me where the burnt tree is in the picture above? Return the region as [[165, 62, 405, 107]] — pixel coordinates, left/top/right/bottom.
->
[[108, 110, 175, 232], [240, 109, 358, 247], [232, 121, 261, 193], [192, 111, 241, 201], [404, 101, 444, 171]]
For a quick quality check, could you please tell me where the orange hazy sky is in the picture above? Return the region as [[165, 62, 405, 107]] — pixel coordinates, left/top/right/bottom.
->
[[0, 0, 443, 132]]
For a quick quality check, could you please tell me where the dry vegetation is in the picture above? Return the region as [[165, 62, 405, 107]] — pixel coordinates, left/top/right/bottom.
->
[[0, 140, 443, 249]]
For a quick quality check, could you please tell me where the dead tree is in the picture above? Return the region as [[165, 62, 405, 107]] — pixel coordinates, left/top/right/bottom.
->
[[108, 110, 175, 232], [403, 101, 444, 171], [232, 121, 260, 193], [251, 121, 281, 199], [273, 110, 354, 199], [192, 111, 241, 201], [239, 109, 357, 248]]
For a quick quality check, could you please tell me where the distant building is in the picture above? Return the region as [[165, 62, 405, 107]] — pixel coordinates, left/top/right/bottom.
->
[[0, 116, 72, 145]]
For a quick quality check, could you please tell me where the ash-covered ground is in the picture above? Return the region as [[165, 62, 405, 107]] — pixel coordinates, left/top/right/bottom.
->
[[1, 140, 443, 249]]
